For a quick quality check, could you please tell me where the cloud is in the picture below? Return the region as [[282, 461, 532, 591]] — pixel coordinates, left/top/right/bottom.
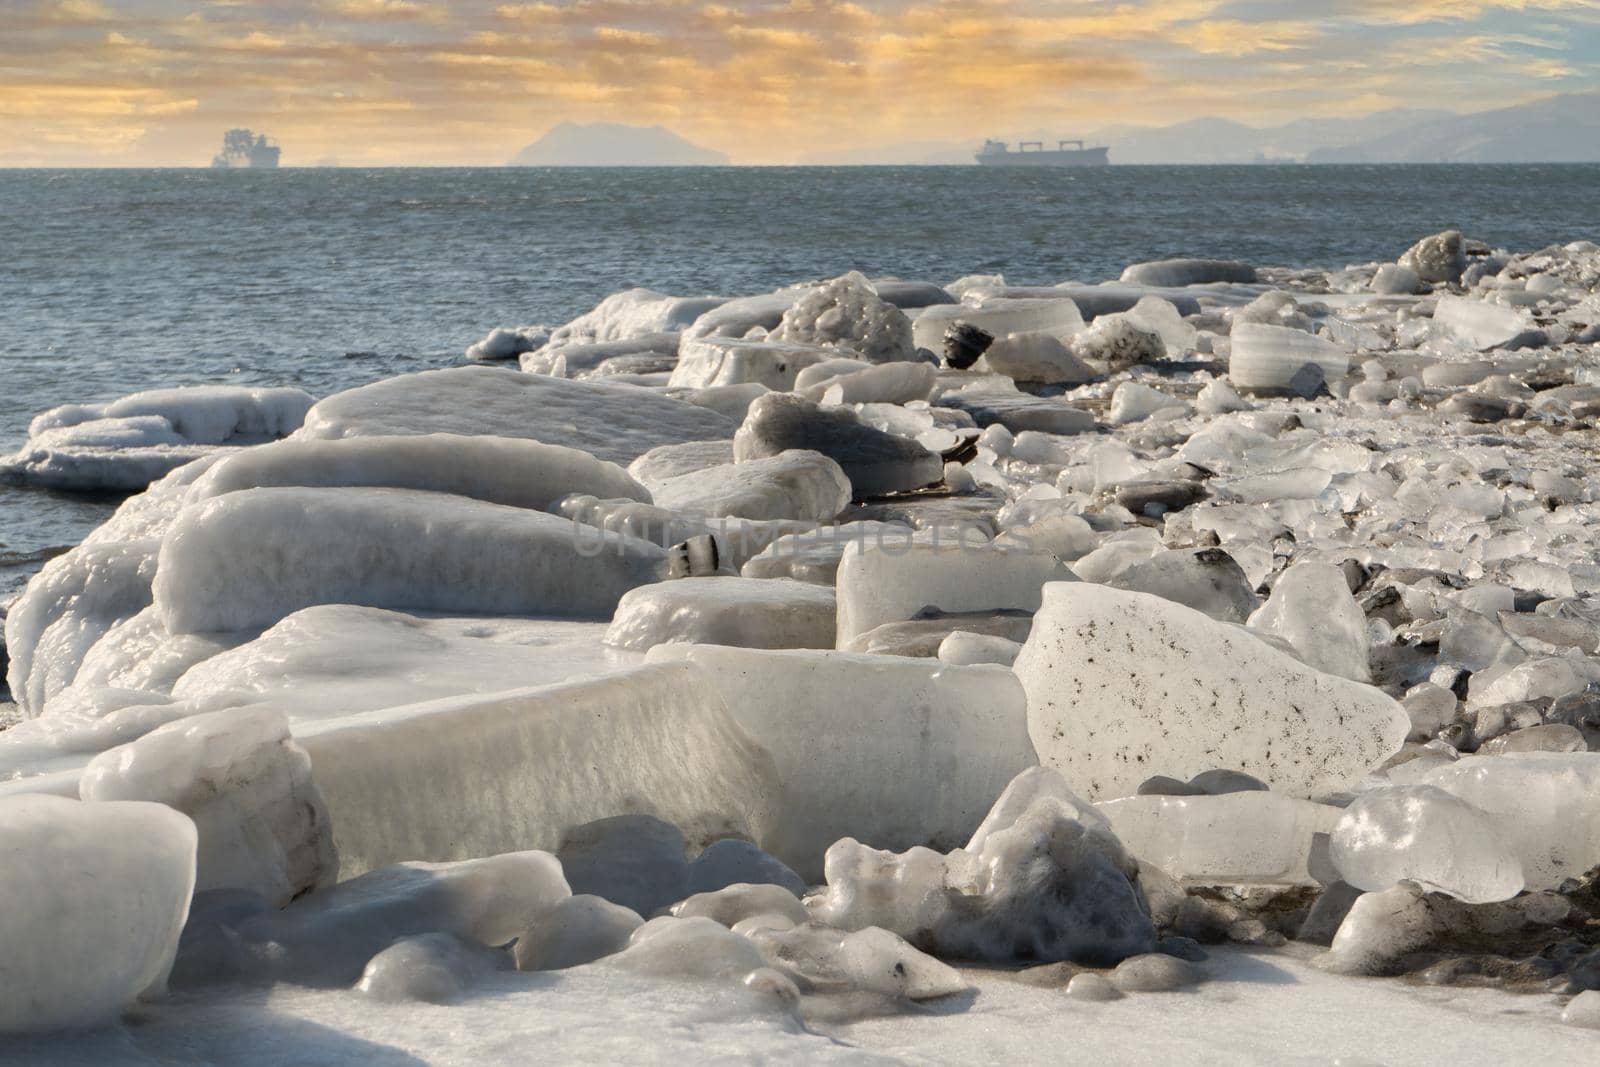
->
[[2, 0, 1596, 165]]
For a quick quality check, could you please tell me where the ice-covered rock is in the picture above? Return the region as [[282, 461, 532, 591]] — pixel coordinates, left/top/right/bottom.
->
[[771, 272, 916, 363], [979, 332, 1096, 385], [1098, 792, 1339, 886], [1227, 323, 1350, 395], [832, 926, 969, 999], [1248, 562, 1370, 681], [687, 839, 808, 897], [606, 915, 767, 981], [1418, 753, 1600, 890], [298, 367, 735, 466], [153, 487, 667, 634], [189, 850, 570, 986], [80, 708, 336, 906], [937, 630, 1022, 666], [1399, 230, 1467, 285], [1329, 785, 1522, 903], [466, 325, 546, 362], [297, 663, 781, 878], [189, 433, 651, 511], [647, 450, 849, 522], [668, 337, 834, 390], [834, 540, 1074, 648], [1317, 882, 1435, 976], [355, 933, 503, 1003], [1070, 315, 1166, 371], [513, 894, 642, 971], [556, 814, 691, 917], [733, 393, 942, 497], [604, 577, 836, 652], [739, 522, 915, 584], [0, 794, 196, 1032], [1110, 953, 1202, 992], [645, 645, 1035, 878], [809, 779, 1156, 965], [1120, 258, 1257, 287], [547, 288, 726, 347], [1014, 584, 1409, 800], [673, 883, 809, 928], [627, 440, 735, 489], [1107, 548, 1258, 623]]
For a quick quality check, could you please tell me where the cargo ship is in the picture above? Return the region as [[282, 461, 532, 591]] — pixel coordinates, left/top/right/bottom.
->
[[211, 129, 281, 169], [975, 138, 1110, 167]]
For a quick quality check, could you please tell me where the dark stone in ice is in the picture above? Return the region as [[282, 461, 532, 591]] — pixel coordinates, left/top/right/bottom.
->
[[1136, 775, 1204, 797], [1289, 362, 1328, 399], [1189, 769, 1269, 795], [556, 814, 690, 918], [1156, 936, 1208, 962], [1548, 693, 1600, 751], [1114, 480, 1207, 515], [942, 322, 994, 370]]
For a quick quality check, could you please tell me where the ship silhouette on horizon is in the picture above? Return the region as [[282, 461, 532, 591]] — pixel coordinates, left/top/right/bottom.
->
[[975, 138, 1110, 167], [212, 129, 280, 169]]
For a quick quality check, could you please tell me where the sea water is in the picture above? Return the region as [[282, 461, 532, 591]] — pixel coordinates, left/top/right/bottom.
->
[[3, 163, 1599, 596]]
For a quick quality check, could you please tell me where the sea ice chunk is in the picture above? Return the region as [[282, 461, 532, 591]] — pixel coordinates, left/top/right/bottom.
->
[[1097, 792, 1339, 886], [771, 272, 916, 363], [910, 297, 1085, 352], [1329, 784, 1522, 903], [605, 577, 836, 651], [834, 540, 1073, 648], [668, 337, 835, 390], [834, 926, 969, 999], [1398, 230, 1466, 284], [645, 645, 1035, 878], [647, 450, 850, 522], [739, 522, 915, 584], [295, 663, 781, 878], [80, 708, 336, 906], [153, 487, 666, 633], [979, 332, 1096, 384], [1248, 561, 1371, 681], [937, 385, 1097, 435], [673, 883, 809, 928], [1070, 315, 1166, 371], [1107, 547, 1259, 623], [1013, 584, 1408, 800], [733, 393, 942, 497], [1119, 258, 1257, 287], [298, 367, 736, 466], [556, 814, 690, 916], [797, 360, 939, 404], [1431, 294, 1541, 351], [1418, 753, 1600, 890], [687, 839, 808, 896], [1108, 382, 1186, 424], [189, 433, 651, 510], [0, 794, 196, 1032], [1228, 323, 1350, 394]]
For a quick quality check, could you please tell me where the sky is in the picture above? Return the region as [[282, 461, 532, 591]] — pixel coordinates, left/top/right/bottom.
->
[[2, 0, 1597, 166]]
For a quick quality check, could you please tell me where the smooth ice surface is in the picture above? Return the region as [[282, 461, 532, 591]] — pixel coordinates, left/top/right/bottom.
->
[[647, 449, 849, 522], [1098, 793, 1340, 886], [154, 487, 666, 633], [296, 663, 780, 878], [1248, 561, 1371, 681], [1120, 258, 1257, 287], [1418, 753, 1600, 890], [1432, 294, 1539, 350], [298, 367, 735, 465], [0, 794, 196, 1033], [355, 933, 503, 1004], [1015, 584, 1408, 800], [646, 644, 1036, 878], [189, 433, 650, 510], [605, 577, 836, 651], [834, 540, 1073, 647], [1329, 784, 1524, 903], [979, 332, 1095, 384], [80, 707, 337, 906], [910, 297, 1085, 352], [796, 360, 937, 405], [514, 895, 642, 971]]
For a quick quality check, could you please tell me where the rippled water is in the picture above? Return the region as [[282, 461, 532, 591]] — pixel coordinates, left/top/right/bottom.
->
[[3, 163, 1598, 597]]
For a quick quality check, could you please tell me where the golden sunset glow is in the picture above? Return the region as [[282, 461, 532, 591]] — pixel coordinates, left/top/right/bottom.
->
[[2, 0, 1596, 165]]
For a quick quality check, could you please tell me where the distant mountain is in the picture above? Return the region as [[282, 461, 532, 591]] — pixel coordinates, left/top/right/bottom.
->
[[1306, 93, 1600, 164], [1080, 110, 1453, 164], [509, 122, 729, 167]]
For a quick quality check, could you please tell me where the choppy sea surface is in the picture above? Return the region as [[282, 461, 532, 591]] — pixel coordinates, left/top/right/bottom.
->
[[3, 163, 1599, 598]]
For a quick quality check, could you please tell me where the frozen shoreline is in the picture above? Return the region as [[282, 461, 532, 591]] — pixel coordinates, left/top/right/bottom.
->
[[4, 231, 1600, 1055]]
